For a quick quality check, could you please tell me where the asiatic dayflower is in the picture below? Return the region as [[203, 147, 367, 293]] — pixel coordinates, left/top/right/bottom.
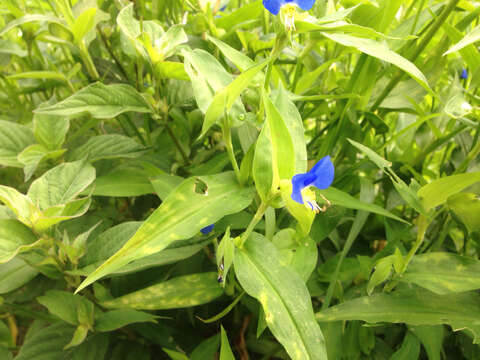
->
[[263, 0, 315, 30], [200, 224, 214, 234], [460, 68, 468, 79], [291, 155, 334, 212]]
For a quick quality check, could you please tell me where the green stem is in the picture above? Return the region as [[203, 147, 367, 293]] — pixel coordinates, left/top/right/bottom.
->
[[78, 41, 99, 80], [123, 114, 147, 146], [238, 202, 268, 248], [401, 214, 428, 274], [164, 121, 190, 165], [223, 120, 242, 184]]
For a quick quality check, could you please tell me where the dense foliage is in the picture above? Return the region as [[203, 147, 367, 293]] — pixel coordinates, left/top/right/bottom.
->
[[0, 0, 480, 358]]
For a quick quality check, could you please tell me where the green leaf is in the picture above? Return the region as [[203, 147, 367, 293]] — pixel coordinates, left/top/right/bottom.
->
[[367, 255, 393, 295], [234, 232, 327, 359], [75, 222, 205, 277], [150, 172, 183, 200], [34, 102, 70, 150], [32, 197, 92, 232], [400, 253, 480, 295], [0, 39, 27, 57], [72, 8, 96, 43], [95, 309, 157, 332], [68, 135, 145, 162], [0, 185, 38, 227], [253, 95, 295, 200], [14, 322, 75, 360], [117, 3, 141, 39], [101, 273, 223, 310], [163, 349, 189, 360], [64, 324, 89, 350], [444, 24, 480, 55], [409, 325, 443, 360], [448, 193, 480, 233], [390, 332, 420, 360], [418, 172, 480, 211], [0, 320, 12, 349], [190, 334, 220, 360], [347, 138, 392, 169], [319, 187, 407, 223], [322, 33, 430, 91], [220, 326, 235, 360], [273, 87, 307, 173], [272, 229, 318, 282], [37, 290, 94, 326], [0, 14, 67, 37], [215, 0, 263, 29], [8, 70, 68, 82], [252, 121, 274, 201], [207, 35, 256, 72], [348, 139, 426, 215], [216, 228, 234, 287], [33, 82, 152, 119], [27, 160, 96, 210], [316, 287, 480, 343], [76, 172, 254, 292], [0, 258, 38, 294], [442, 22, 480, 74], [90, 167, 154, 197], [155, 61, 189, 80], [18, 144, 65, 181], [202, 61, 267, 137], [183, 49, 245, 122], [0, 120, 35, 168], [279, 180, 315, 235], [155, 25, 188, 59], [70, 333, 109, 360], [79, 222, 140, 268], [0, 219, 38, 263]]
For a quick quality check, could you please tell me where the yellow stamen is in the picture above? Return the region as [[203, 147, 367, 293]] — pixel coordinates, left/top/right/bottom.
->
[[280, 3, 297, 31]]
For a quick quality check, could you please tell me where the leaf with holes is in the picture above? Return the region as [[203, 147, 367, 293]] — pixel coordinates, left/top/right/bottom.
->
[[76, 172, 255, 292]]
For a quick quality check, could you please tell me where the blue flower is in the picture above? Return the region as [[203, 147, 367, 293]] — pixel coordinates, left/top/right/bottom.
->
[[291, 155, 334, 211], [461, 68, 468, 79], [200, 224, 214, 234], [263, 0, 315, 15]]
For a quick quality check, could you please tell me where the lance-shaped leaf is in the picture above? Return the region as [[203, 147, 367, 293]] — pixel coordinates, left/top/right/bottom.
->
[[33, 82, 152, 119], [253, 95, 295, 200], [417, 172, 480, 211], [322, 33, 430, 92], [444, 24, 480, 55], [202, 61, 267, 137], [316, 287, 480, 343], [235, 232, 327, 359], [101, 273, 223, 310], [76, 172, 255, 292], [400, 253, 480, 295]]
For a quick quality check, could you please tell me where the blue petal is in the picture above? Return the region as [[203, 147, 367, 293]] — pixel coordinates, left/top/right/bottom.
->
[[461, 68, 468, 79], [201, 224, 214, 234], [310, 155, 334, 189], [293, 0, 316, 11], [263, 0, 287, 15], [291, 173, 309, 204]]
